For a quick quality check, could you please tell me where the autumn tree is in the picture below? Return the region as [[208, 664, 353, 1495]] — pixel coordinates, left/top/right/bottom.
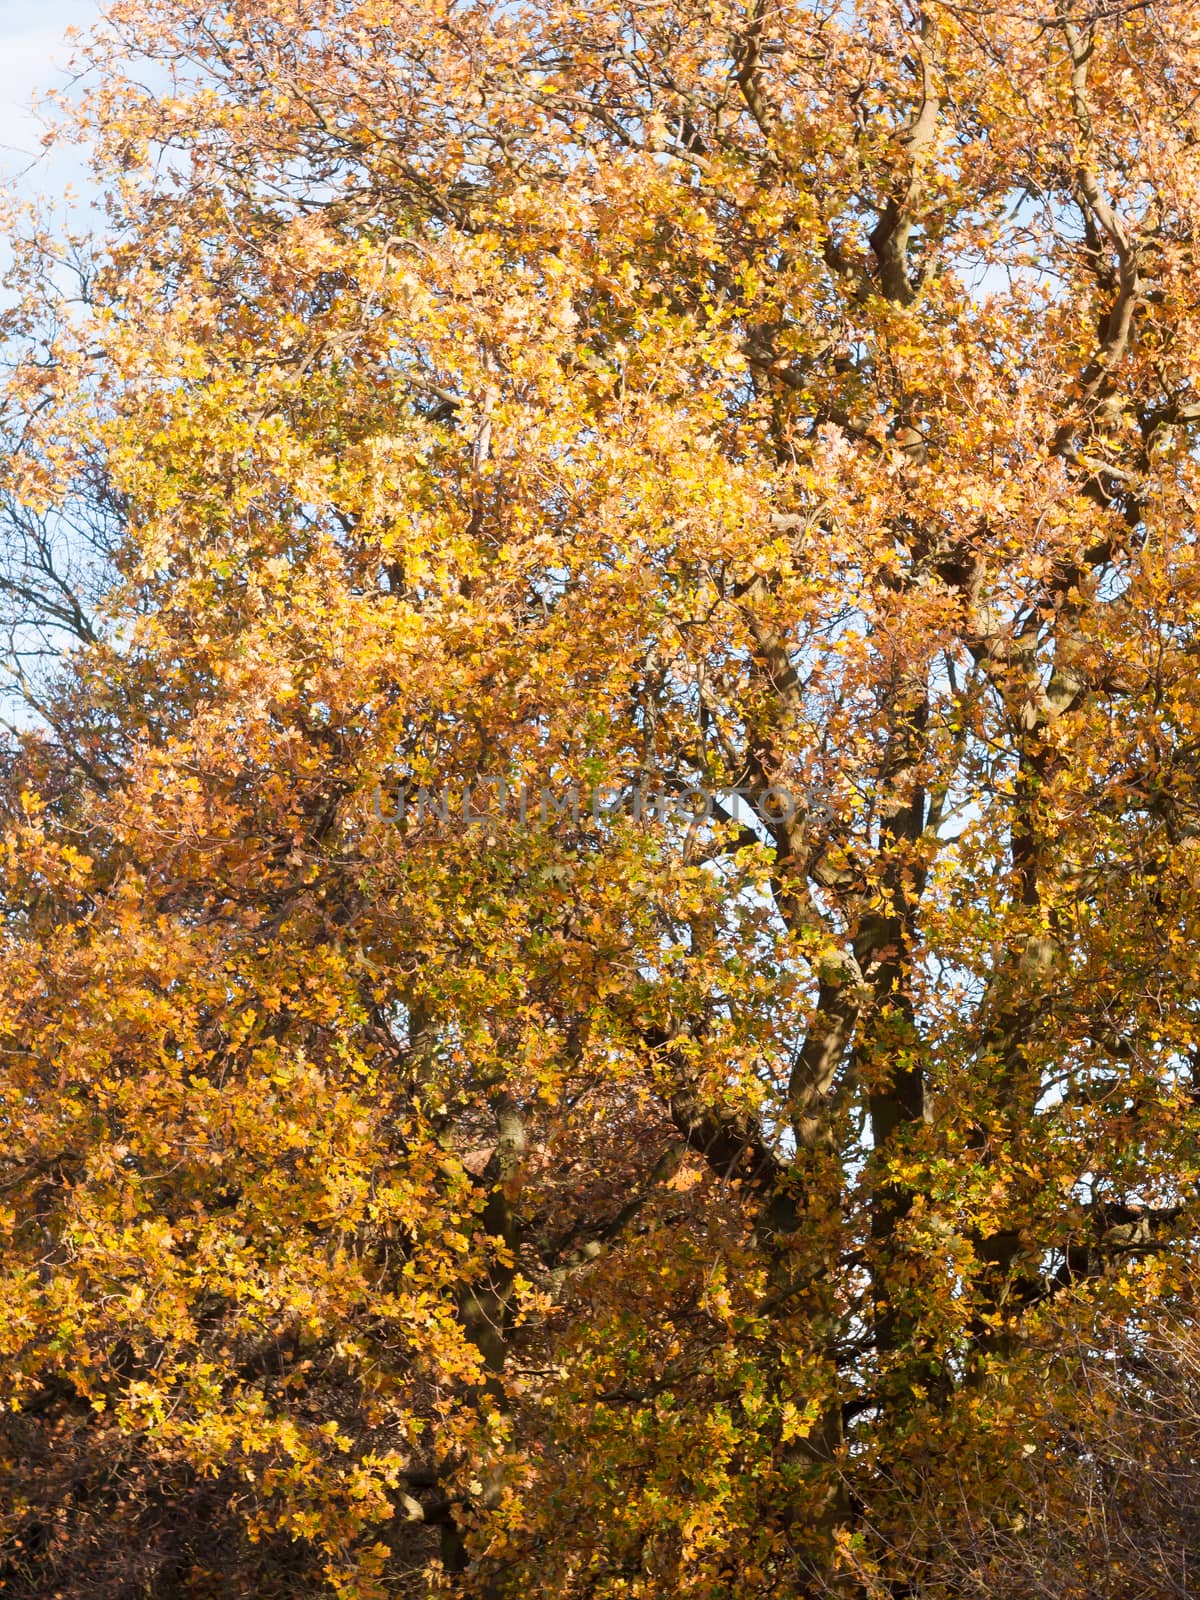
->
[[907, 1302, 1200, 1599], [1, 0, 1200, 1595]]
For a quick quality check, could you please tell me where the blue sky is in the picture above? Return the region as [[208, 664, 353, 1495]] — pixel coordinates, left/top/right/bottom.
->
[[0, 2, 99, 731], [0, 0, 97, 201]]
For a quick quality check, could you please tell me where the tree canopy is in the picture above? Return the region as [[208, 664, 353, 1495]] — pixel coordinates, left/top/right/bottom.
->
[[1, 1, 1200, 1595]]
